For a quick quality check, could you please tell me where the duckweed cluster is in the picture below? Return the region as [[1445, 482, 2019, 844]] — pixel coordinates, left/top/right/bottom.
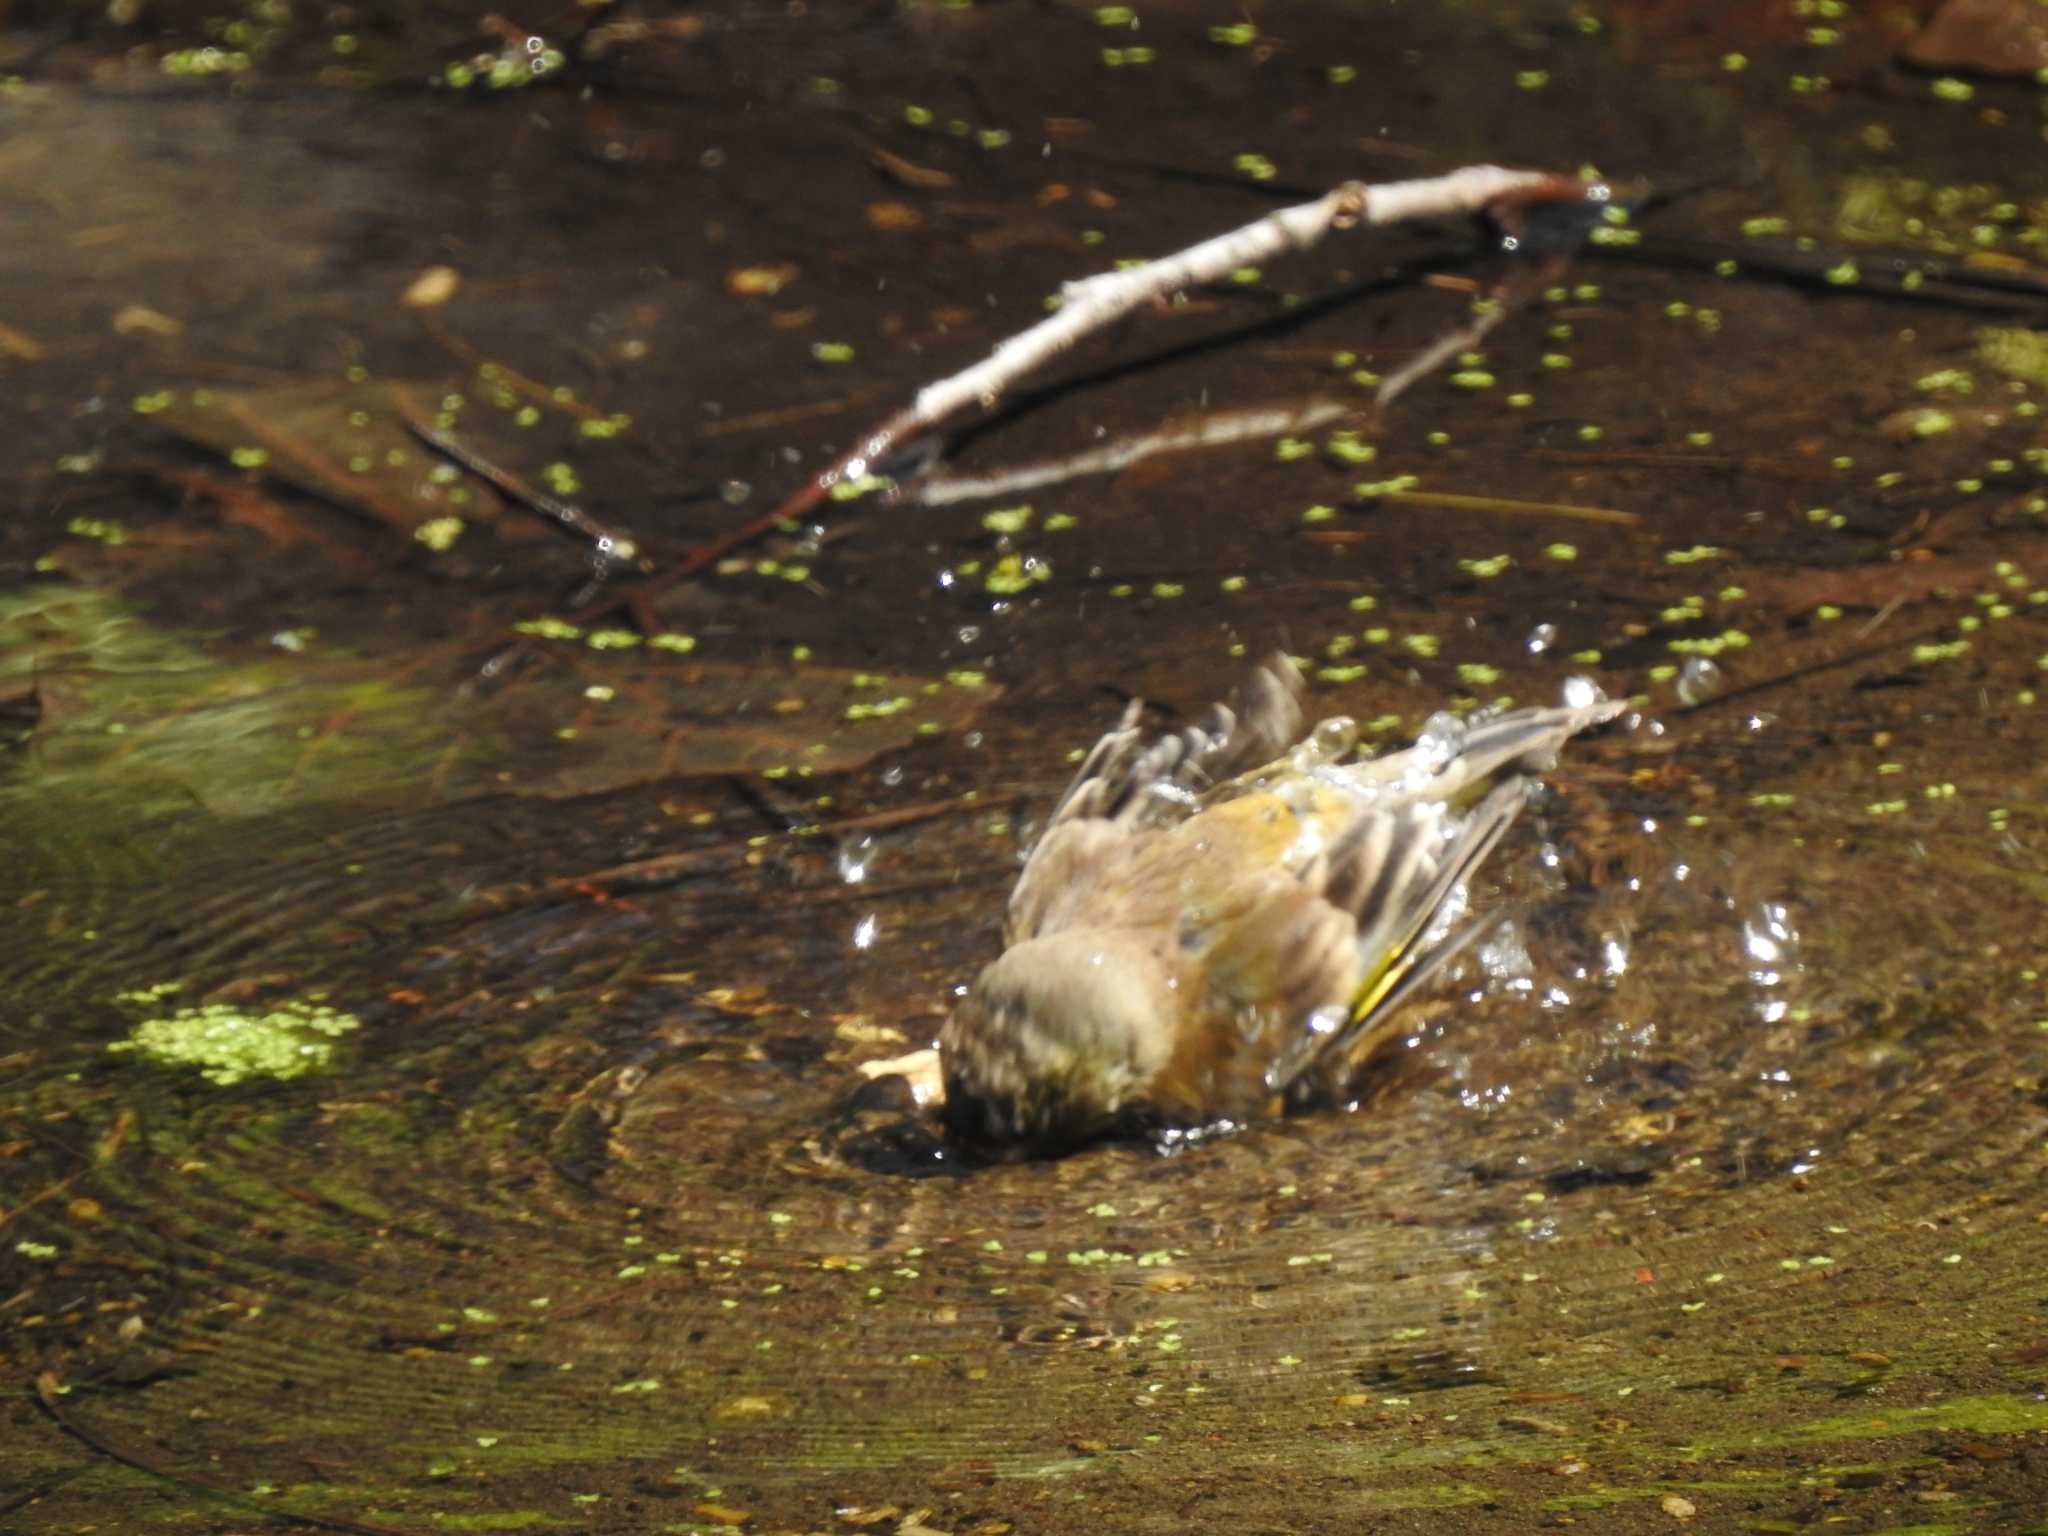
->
[[107, 996, 361, 1085]]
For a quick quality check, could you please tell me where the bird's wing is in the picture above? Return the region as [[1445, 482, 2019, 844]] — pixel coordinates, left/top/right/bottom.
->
[[1144, 867, 1363, 1121], [1343, 696, 1624, 807], [1264, 777, 1532, 1099], [1004, 817, 1137, 943], [1009, 655, 1305, 944], [1186, 870, 1364, 1033], [1039, 653, 1304, 834]]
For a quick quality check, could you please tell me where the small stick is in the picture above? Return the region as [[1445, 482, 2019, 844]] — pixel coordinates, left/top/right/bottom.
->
[[609, 165, 1601, 614], [559, 792, 1014, 888], [1377, 250, 1575, 409], [406, 420, 650, 568], [34, 1373, 416, 1536], [1373, 299, 1510, 409], [404, 421, 661, 683], [695, 392, 876, 438], [1853, 592, 1907, 641], [906, 168, 1588, 449], [419, 316, 606, 421], [1674, 618, 1956, 715], [1376, 487, 1642, 526], [906, 397, 1353, 506]]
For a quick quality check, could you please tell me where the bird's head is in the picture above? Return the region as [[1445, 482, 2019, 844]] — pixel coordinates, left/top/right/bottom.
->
[[938, 929, 1183, 1149]]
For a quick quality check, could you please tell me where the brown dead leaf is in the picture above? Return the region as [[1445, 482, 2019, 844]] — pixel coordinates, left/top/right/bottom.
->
[[867, 201, 925, 232], [401, 265, 462, 308], [0, 317, 46, 359], [727, 263, 800, 297], [1904, 0, 2048, 75], [150, 379, 506, 538], [868, 142, 953, 190], [475, 652, 1003, 796], [1747, 554, 1987, 615], [3, 588, 1001, 816], [111, 306, 183, 338], [140, 462, 379, 571]]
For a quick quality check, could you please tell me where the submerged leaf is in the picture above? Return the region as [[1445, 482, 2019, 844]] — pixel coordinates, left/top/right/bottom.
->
[[473, 649, 1002, 796], [0, 587, 998, 816], [149, 379, 508, 538]]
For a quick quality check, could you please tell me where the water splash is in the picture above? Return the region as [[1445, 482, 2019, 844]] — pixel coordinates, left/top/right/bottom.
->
[[1742, 899, 1802, 1021]]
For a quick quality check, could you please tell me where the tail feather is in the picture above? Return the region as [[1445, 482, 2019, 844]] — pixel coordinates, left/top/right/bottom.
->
[[1343, 697, 1623, 806], [1041, 654, 1304, 833], [1267, 777, 1531, 1097], [1009, 665, 1617, 1112]]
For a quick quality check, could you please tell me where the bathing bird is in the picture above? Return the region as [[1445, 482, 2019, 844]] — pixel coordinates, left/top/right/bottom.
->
[[938, 655, 1619, 1149]]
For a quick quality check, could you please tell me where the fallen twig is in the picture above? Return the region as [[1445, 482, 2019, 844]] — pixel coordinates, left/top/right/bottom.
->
[[906, 397, 1353, 506], [1373, 287, 1514, 409], [605, 164, 1602, 617], [1673, 618, 1959, 715], [405, 420, 650, 571], [1375, 487, 1642, 527], [559, 792, 1018, 889], [417, 316, 607, 422], [33, 1372, 419, 1536]]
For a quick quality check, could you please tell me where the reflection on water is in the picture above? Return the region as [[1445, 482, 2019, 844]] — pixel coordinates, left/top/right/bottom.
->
[[6, 0, 2048, 1527], [8, 670, 2046, 1523]]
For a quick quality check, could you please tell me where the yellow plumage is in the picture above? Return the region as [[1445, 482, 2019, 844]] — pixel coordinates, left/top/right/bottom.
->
[[938, 656, 1619, 1148]]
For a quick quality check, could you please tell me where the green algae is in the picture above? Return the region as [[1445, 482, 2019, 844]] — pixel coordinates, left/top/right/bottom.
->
[[0, 585, 998, 811], [12, 12, 2048, 1536], [1789, 1394, 2048, 1441], [106, 997, 361, 1085], [0, 584, 453, 817], [1978, 328, 2048, 388]]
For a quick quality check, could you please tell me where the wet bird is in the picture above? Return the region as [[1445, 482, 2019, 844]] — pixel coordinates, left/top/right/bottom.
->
[[937, 656, 1620, 1149]]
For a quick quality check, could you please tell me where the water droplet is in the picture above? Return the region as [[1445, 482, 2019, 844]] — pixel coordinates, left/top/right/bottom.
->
[[1412, 711, 1468, 777], [838, 836, 874, 885], [1676, 656, 1722, 706], [1561, 675, 1603, 710]]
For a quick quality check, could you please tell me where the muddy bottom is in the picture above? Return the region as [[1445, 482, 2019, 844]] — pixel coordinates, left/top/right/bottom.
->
[[4, 1, 2048, 1532]]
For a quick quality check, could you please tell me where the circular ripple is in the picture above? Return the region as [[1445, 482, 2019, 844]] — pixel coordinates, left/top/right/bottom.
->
[[7, 707, 2048, 1529]]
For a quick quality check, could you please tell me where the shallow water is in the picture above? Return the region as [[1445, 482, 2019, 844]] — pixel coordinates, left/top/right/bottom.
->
[[5, 2, 2048, 1531]]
